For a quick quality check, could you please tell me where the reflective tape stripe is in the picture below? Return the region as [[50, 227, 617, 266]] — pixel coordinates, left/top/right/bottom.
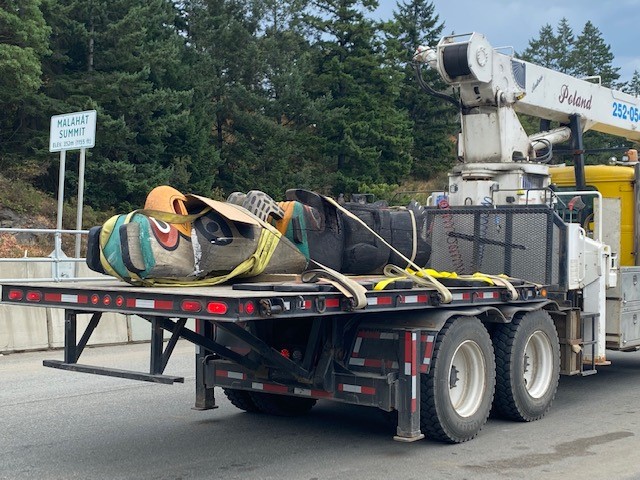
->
[[353, 336, 363, 353], [44, 293, 88, 304], [338, 384, 376, 395], [252, 382, 287, 394], [217, 370, 245, 380]]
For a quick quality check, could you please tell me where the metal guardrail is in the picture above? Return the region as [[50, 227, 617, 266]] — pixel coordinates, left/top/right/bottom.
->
[[0, 226, 109, 282]]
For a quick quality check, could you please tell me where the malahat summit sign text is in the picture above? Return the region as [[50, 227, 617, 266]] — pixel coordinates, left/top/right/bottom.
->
[[49, 110, 97, 152]]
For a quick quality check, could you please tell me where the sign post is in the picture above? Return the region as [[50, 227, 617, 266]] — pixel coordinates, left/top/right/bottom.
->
[[49, 110, 97, 278]]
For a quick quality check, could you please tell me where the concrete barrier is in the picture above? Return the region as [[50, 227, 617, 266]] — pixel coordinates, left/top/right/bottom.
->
[[0, 258, 194, 353]]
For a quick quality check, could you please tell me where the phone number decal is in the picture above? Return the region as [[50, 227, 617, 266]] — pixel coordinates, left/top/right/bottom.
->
[[613, 101, 640, 122]]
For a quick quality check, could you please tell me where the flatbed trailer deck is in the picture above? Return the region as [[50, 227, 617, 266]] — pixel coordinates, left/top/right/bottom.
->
[[0, 277, 558, 443]]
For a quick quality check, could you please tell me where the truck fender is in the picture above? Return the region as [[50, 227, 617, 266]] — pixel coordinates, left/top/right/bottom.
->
[[494, 300, 558, 324]]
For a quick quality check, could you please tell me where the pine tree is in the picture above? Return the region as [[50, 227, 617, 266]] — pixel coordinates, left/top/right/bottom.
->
[[520, 24, 559, 70], [183, 0, 270, 196], [228, 0, 323, 196], [555, 18, 575, 74], [39, 0, 212, 210], [304, 0, 413, 194], [390, 0, 455, 179], [572, 21, 620, 87], [624, 70, 640, 96], [0, 0, 51, 174]]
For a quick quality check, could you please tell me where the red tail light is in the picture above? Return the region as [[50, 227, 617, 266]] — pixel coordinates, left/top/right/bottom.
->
[[206, 301, 228, 314], [8, 289, 23, 300], [26, 291, 42, 302], [181, 300, 202, 312]]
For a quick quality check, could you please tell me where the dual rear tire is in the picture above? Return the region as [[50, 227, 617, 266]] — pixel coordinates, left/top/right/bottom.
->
[[421, 310, 560, 443]]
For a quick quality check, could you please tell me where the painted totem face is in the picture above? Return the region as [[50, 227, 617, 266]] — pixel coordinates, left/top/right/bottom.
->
[[192, 210, 259, 273], [121, 214, 195, 279]]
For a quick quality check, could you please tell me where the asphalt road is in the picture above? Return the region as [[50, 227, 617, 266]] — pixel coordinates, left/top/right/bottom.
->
[[2, 342, 640, 480]]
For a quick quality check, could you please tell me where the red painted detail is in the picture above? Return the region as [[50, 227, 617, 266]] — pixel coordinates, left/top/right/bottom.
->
[[43, 293, 60, 302], [356, 359, 397, 369], [311, 389, 333, 398], [325, 298, 340, 308], [404, 332, 412, 364], [463, 292, 471, 300], [206, 301, 228, 315], [425, 340, 434, 358], [263, 383, 288, 394], [377, 296, 393, 305], [155, 300, 173, 310], [357, 331, 384, 339], [77, 295, 88, 304], [420, 365, 428, 373], [417, 294, 429, 303], [363, 358, 381, 367], [360, 386, 376, 395], [148, 217, 180, 250], [181, 300, 202, 312], [411, 397, 417, 413], [8, 289, 23, 301]]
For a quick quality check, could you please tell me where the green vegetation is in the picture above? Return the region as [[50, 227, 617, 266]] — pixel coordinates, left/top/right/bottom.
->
[[0, 3, 634, 216]]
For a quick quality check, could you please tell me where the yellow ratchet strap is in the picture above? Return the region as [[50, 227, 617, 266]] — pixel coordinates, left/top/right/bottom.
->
[[380, 264, 453, 304]]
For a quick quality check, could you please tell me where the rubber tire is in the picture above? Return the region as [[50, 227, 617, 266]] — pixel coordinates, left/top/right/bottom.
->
[[249, 392, 317, 416], [492, 309, 560, 422], [421, 316, 496, 443], [223, 388, 260, 413]]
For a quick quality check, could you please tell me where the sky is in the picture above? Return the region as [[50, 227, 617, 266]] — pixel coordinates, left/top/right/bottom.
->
[[375, 0, 640, 82]]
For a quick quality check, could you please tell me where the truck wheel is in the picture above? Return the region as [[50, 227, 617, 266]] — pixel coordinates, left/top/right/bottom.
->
[[421, 317, 495, 443], [492, 309, 560, 421], [249, 392, 317, 416], [223, 388, 260, 413]]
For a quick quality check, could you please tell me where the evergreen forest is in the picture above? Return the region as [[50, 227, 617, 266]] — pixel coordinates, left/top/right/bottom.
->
[[2, 1, 638, 211]]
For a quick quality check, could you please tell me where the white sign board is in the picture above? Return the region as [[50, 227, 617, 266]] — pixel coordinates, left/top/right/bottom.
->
[[49, 110, 97, 152]]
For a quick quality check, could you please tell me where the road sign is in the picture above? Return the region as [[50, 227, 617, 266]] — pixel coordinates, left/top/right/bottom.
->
[[49, 110, 97, 152]]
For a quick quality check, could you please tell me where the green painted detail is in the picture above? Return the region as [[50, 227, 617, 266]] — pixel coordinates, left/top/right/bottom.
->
[[284, 202, 310, 259], [101, 215, 130, 280], [130, 214, 156, 278]]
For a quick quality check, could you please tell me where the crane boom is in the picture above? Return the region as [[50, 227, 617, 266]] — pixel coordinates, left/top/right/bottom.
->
[[515, 58, 640, 141], [414, 32, 640, 206], [415, 33, 640, 162]]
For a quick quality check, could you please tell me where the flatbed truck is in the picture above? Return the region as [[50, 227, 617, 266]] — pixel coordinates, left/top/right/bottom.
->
[[3, 31, 640, 443]]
